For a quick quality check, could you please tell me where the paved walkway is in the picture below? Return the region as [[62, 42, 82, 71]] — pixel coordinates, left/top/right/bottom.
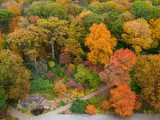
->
[[10, 85, 160, 120], [10, 108, 160, 120]]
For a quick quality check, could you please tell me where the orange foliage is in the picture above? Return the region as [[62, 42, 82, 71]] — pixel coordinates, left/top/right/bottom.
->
[[8, 3, 21, 15], [110, 85, 136, 117], [18, 0, 25, 4], [85, 105, 97, 114], [85, 23, 117, 64], [54, 81, 67, 98], [101, 100, 111, 111], [110, 49, 137, 71], [29, 16, 40, 25], [9, 17, 20, 32]]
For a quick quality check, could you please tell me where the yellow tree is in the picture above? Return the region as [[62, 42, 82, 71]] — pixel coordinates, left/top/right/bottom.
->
[[122, 19, 153, 54], [150, 19, 160, 47], [85, 23, 117, 64], [7, 25, 48, 69]]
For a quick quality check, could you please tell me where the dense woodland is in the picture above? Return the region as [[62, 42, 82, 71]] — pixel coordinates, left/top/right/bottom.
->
[[0, 0, 160, 118]]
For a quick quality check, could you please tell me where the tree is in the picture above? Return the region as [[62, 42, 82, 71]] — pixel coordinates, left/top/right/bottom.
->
[[37, 17, 68, 60], [134, 55, 160, 112], [110, 49, 137, 71], [99, 49, 137, 87], [74, 64, 100, 88], [63, 38, 84, 60], [54, 81, 67, 98], [0, 50, 30, 100], [110, 85, 136, 117], [122, 19, 153, 53], [0, 32, 4, 50], [7, 25, 48, 69], [0, 8, 13, 33], [150, 18, 160, 47], [85, 23, 117, 64]]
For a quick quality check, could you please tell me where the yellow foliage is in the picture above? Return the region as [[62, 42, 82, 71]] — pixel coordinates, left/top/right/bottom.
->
[[150, 19, 160, 48], [79, 10, 92, 18], [122, 19, 153, 53], [85, 23, 117, 64]]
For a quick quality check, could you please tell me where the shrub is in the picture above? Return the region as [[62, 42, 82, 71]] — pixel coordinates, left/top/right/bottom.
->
[[70, 99, 86, 114], [54, 81, 67, 98], [85, 105, 97, 114], [101, 100, 111, 111], [134, 55, 160, 112], [74, 64, 100, 88], [110, 85, 136, 117], [30, 76, 53, 93]]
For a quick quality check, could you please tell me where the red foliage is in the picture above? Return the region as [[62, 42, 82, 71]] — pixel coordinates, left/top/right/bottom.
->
[[67, 79, 76, 89], [99, 64, 131, 87], [110, 85, 136, 117], [46, 70, 54, 79], [110, 49, 137, 70], [85, 105, 97, 114], [76, 84, 84, 93]]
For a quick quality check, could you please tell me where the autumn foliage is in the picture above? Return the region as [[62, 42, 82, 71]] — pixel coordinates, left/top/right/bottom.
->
[[110, 49, 137, 70], [85, 23, 117, 64], [99, 49, 137, 87], [134, 55, 160, 112], [85, 105, 97, 114], [101, 100, 111, 111], [54, 81, 67, 98], [110, 85, 136, 117]]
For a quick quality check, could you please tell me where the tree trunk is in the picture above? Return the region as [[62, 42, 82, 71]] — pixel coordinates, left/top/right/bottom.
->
[[51, 43, 55, 60], [34, 59, 38, 71]]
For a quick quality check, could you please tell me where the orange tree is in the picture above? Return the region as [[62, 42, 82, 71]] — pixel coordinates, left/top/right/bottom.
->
[[99, 49, 137, 87], [85, 23, 117, 65], [134, 55, 160, 112], [109, 85, 136, 117]]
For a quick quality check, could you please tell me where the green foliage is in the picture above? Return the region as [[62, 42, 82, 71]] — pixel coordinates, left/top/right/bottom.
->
[[58, 101, 65, 106], [81, 13, 104, 28], [25, 1, 68, 19], [0, 9, 13, 33], [30, 76, 53, 93], [130, 1, 160, 20], [51, 65, 66, 79], [74, 64, 100, 88], [0, 89, 6, 111], [70, 98, 86, 114]]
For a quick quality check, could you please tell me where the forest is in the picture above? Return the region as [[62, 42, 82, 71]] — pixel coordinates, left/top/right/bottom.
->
[[0, 0, 160, 119]]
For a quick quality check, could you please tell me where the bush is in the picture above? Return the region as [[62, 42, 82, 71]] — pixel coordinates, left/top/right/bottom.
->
[[101, 100, 111, 111], [70, 99, 86, 114], [110, 85, 136, 117], [54, 81, 67, 98], [30, 76, 53, 93], [134, 55, 160, 112], [74, 64, 100, 88], [85, 105, 97, 114]]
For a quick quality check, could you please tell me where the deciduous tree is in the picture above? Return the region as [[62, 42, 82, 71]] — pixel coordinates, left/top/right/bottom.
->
[[85, 23, 117, 64], [110, 85, 136, 117]]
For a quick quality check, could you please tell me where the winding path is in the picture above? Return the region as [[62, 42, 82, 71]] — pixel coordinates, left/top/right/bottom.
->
[[10, 85, 160, 120]]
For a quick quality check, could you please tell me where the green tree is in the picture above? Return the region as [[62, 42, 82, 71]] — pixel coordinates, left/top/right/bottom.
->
[[38, 17, 68, 60]]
